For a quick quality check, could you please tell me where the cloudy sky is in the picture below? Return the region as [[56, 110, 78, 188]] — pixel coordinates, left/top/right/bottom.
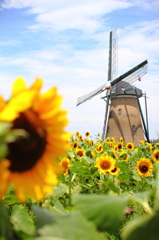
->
[[0, 0, 159, 140]]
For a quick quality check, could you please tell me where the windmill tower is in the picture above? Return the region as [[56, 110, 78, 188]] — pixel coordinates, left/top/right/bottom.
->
[[76, 29, 149, 145]]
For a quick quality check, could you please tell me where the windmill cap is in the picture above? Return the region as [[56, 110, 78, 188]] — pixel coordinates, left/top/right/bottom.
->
[[114, 81, 142, 97]]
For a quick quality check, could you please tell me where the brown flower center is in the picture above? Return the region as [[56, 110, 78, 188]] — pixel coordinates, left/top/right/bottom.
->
[[77, 150, 83, 157], [101, 161, 111, 170], [111, 166, 117, 173], [139, 163, 148, 173], [7, 110, 47, 173]]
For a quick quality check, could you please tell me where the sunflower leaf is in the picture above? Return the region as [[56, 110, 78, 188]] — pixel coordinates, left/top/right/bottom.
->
[[32, 206, 57, 229], [0, 201, 13, 239], [73, 194, 127, 234], [37, 212, 107, 240], [10, 204, 35, 235], [121, 211, 159, 240]]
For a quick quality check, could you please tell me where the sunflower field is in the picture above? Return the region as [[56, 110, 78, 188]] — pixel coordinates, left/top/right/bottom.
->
[[1, 78, 159, 240]]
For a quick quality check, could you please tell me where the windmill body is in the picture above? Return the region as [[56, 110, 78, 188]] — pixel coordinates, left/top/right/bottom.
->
[[76, 29, 149, 144], [106, 81, 144, 145]]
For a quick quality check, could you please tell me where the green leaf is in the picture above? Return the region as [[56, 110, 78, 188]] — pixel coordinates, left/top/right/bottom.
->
[[116, 162, 129, 172], [104, 181, 120, 194], [128, 191, 153, 213], [32, 206, 56, 229], [50, 200, 67, 216], [117, 173, 129, 182], [73, 194, 127, 234], [121, 211, 159, 240], [38, 212, 107, 240], [0, 201, 13, 240], [10, 204, 35, 235], [67, 150, 75, 159], [48, 183, 68, 199], [0, 144, 8, 160], [34, 237, 66, 240]]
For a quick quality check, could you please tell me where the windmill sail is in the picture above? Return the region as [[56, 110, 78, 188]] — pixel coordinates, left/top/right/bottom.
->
[[76, 83, 107, 106]]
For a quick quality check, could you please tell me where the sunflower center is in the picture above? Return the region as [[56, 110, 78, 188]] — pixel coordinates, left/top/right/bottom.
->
[[7, 110, 47, 173], [111, 166, 117, 173], [156, 154, 159, 160], [101, 161, 111, 170], [77, 150, 83, 157], [139, 163, 148, 173]]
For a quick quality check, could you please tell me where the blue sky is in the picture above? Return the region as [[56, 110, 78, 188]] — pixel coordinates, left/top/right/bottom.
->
[[0, 0, 159, 140]]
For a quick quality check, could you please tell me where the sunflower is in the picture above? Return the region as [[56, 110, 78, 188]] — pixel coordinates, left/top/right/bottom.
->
[[112, 150, 118, 159], [72, 141, 78, 149], [109, 165, 120, 176], [0, 77, 69, 201], [156, 143, 159, 147], [95, 143, 103, 153], [136, 158, 153, 177], [75, 131, 80, 137], [75, 148, 86, 158], [114, 145, 118, 152], [90, 140, 94, 147], [59, 157, 70, 175], [104, 137, 110, 143], [146, 142, 152, 152], [140, 140, 145, 145], [79, 134, 83, 141], [97, 133, 100, 137], [119, 137, 123, 143], [126, 142, 134, 151], [85, 131, 90, 137], [91, 149, 96, 158], [117, 142, 123, 151], [152, 150, 159, 163], [119, 151, 129, 161], [108, 141, 115, 148], [95, 155, 115, 175]]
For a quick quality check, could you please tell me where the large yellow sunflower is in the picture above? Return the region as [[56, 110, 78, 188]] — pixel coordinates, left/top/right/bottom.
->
[[59, 157, 70, 175], [126, 142, 134, 151], [0, 77, 69, 201], [95, 155, 115, 175], [152, 150, 159, 163], [136, 158, 153, 177]]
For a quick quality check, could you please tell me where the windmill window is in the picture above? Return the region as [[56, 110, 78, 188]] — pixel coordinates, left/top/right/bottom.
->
[[107, 126, 110, 133], [118, 109, 122, 115], [132, 125, 136, 132]]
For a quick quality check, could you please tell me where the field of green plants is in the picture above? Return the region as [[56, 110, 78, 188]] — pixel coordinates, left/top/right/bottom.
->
[[1, 129, 159, 240], [1, 78, 159, 240]]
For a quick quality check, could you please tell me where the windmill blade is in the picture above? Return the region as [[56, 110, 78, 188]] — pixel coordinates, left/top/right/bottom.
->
[[110, 60, 148, 86], [76, 83, 107, 106]]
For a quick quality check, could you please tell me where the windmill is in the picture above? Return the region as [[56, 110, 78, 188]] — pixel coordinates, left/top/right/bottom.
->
[[76, 29, 149, 145]]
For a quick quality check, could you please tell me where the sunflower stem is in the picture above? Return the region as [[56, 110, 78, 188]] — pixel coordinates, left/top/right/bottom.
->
[[103, 174, 109, 194], [68, 170, 72, 206]]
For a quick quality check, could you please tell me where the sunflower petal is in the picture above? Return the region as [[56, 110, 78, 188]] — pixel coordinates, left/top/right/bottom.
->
[[12, 77, 27, 97]]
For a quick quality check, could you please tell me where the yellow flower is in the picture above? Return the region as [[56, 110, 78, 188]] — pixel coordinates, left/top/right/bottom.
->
[[140, 140, 145, 145], [117, 142, 123, 151], [136, 158, 153, 177], [97, 133, 100, 137], [0, 77, 69, 201], [85, 131, 90, 137], [126, 142, 134, 151], [91, 149, 96, 158], [72, 141, 78, 149], [114, 145, 118, 152], [119, 137, 123, 143], [156, 143, 159, 147], [75, 148, 86, 158], [108, 141, 115, 148], [90, 140, 94, 147], [59, 157, 70, 175], [146, 142, 152, 152], [119, 151, 129, 161], [95, 155, 115, 175], [152, 150, 159, 163], [75, 131, 80, 137], [112, 150, 118, 159], [109, 165, 120, 176], [95, 143, 103, 153], [79, 134, 83, 141], [104, 137, 110, 143]]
